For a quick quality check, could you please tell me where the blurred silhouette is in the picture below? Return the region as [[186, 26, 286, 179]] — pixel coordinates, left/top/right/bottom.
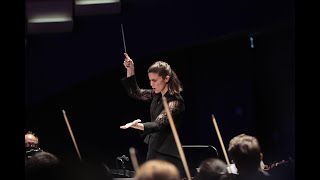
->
[[25, 151, 62, 180], [227, 134, 272, 180], [25, 131, 43, 160], [194, 158, 233, 180], [134, 159, 180, 180]]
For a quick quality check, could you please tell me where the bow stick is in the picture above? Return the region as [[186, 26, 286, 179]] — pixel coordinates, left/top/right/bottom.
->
[[162, 97, 192, 180], [62, 110, 82, 161]]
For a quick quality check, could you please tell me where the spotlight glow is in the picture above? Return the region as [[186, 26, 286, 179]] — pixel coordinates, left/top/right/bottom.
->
[[76, 0, 120, 5], [28, 15, 72, 23]]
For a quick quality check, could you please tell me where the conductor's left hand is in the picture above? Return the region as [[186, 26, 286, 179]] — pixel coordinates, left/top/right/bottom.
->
[[120, 119, 141, 129]]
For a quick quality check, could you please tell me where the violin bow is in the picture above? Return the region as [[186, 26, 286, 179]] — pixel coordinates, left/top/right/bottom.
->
[[211, 114, 231, 172], [62, 110, 83, 161], [129, 147, 140, 173], [162, 97, 192, 180]]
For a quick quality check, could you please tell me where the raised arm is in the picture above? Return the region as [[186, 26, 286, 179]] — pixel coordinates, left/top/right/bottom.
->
[[123, 53, 135, 77], [121, 53, 154, 102]]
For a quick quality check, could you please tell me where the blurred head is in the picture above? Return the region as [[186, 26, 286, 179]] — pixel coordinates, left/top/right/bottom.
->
[[25, 131, 39, 149], [63, 161, 112, 180], [197, 158, 229, 180], [148, 61, 182, 95], [134, 159, 180, 180], [25, 151, 61, 180], [228, 134, 262, 174]]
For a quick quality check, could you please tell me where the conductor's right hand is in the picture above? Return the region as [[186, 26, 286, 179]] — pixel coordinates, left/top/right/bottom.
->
[[123, 53, 134, 70], [123, 53, 135, 77]]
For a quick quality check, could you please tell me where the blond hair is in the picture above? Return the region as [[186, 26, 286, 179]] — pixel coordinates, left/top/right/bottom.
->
[[134, 160, 180, 180]]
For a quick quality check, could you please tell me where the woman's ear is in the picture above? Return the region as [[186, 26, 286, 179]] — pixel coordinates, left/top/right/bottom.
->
[[165, 75, 170, 83]]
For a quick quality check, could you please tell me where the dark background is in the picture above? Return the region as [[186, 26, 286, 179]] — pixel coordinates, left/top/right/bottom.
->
[[25, 0, 294, 170]]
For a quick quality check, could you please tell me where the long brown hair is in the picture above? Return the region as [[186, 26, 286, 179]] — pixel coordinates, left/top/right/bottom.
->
[[148, 61, 183, 95]]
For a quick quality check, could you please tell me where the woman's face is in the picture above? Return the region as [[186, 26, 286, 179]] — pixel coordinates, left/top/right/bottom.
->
[[148, 72, 169, 94]]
